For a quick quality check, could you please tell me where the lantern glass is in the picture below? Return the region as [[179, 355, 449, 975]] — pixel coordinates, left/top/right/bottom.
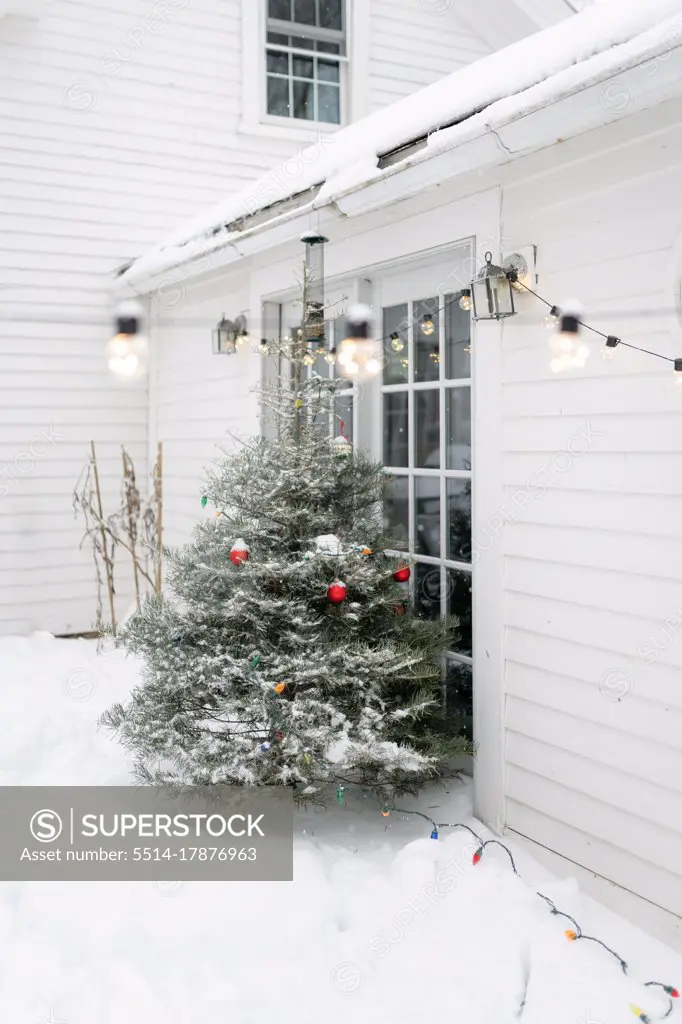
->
[[213, 317, 237, 355], [471, 253, 516, 321]]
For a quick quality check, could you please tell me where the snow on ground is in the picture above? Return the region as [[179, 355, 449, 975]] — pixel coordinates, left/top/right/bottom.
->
[[1, 634, 681, 1024]]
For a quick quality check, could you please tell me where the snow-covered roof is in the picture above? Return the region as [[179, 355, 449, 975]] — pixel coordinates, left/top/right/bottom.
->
[[121, 0, 682, 290]]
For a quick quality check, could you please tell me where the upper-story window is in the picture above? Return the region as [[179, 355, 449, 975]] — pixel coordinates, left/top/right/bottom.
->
[[266, 0, 345, 125]]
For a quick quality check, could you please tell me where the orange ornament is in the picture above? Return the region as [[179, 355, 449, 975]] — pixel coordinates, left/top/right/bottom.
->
[[273, 683, 286, 695]]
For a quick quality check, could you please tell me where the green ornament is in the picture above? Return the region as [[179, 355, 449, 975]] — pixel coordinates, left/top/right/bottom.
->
[[249, 654, 261, 669], [201, 496, 208, 508], [302, 752, 312, 765], [336, 785, 345, 806]]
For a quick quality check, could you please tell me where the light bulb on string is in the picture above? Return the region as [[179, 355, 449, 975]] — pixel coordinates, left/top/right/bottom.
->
[[601, 335, 620, 361], [674, 358, 682, 386], [107, 300, 149, 380], [420, 315, 435, 336], [302, 352, 315, 366], [338, 305, 381, 380], [459, 290, 473, 312], [390, 332, 404, 353], [548, 300, 587, 373], [544, 305, 561, 329]]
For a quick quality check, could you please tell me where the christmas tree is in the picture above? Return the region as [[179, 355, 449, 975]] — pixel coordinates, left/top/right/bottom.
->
[[104, 295, 472, 804]]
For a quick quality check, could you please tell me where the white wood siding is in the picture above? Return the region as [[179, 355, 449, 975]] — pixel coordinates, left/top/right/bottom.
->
[[368, 0, 491, 113], [148, 270, 259, 549], [0, 0, 503, 635], [498, 108, 682, 928], [0, 0, 333, 635]]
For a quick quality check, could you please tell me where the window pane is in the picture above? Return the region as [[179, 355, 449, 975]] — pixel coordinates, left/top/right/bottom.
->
[[293, 0, 316, 23], [415, 563, 442, 620], [293, 79, 315, 119], [293, 55, 314, 78], [383, 476, 409, 550], [292, 34, 315, 49], [267, 76, 290, 117], [415, 476, 440, 558], [383, 392, 408, 467], [445, 292, 471, 380], [318, 40, 341, 53], [447, 569, 472, 656], [414, 297, 440, 383], [269, 0, 291, 20], [317, 83, 340, 123], [267, 50, 289, 74], [320, 0, 343, 29], [382, 303, 408, 386], [444, 660, 473, 741], [267, 31, 290, 44], [447, 479, 471, 563], [446, 388, 471, 470], [318, 59, 340, 82], [415, 389, 439, 469]]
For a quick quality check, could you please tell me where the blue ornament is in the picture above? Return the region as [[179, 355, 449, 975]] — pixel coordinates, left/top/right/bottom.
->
[[261, 742, 271, 752], [430, 829, 439, 840]]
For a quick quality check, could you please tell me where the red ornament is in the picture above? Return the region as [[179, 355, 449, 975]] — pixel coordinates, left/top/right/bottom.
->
[[393, 566, 411, 583], [393, 604, 407, 616], [472, 847, 483, 865], [327, 580, 348, 604], [230, 538, 250, 565]]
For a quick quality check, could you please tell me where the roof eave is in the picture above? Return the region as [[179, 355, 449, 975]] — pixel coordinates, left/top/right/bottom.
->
[[121, 38, 682, 297]]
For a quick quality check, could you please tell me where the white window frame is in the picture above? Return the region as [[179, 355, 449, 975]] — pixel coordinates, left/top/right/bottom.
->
[[358, 248, 475, 705], [240, 0, 369, 139]]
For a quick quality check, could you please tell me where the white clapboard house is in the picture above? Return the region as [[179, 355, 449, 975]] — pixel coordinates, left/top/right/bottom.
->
[[4, 0, 682, 947], [113, 0, 682, 947], [2, 0, 536, 634]]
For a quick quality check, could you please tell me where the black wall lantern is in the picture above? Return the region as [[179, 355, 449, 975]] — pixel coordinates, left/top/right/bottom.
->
[[213, 313, 248, 355], [471, 252, 519, 321]]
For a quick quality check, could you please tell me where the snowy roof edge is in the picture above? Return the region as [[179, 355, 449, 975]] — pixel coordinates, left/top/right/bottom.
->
[[120, 0, 682, 291]]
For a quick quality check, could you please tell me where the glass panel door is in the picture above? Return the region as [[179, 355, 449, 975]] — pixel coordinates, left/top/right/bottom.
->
[[378, 252, 473, 733]]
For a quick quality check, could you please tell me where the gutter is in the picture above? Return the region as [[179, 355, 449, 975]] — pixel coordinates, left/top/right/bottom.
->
[[121, 32, 682, 297]]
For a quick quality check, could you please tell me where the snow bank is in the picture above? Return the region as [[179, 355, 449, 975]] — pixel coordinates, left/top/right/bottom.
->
[[121, 0, 682, 288], [1, 633, 681, 1024]]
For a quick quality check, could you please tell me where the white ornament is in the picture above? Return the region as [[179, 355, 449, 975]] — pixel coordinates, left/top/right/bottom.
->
[[315, 534, 342, 555], [331, 435, 352, 456]]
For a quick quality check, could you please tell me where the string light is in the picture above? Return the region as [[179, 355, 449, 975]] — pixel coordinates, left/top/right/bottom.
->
[[549, 301, 589, 372], [601, 335, 620, 360], [544, 305, 561, 329], [376, 803, 677, 1024], [390, 332, 405, 352], [511, 277, 682, 376], [459, 290, 473, 312], [420, 315, 435, 336]]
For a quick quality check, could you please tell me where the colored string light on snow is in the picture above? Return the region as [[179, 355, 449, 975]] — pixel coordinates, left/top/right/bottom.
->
[[376, 803, 677, 1024], [273, 682, 286, 695], [336, 785, 345, 806]]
